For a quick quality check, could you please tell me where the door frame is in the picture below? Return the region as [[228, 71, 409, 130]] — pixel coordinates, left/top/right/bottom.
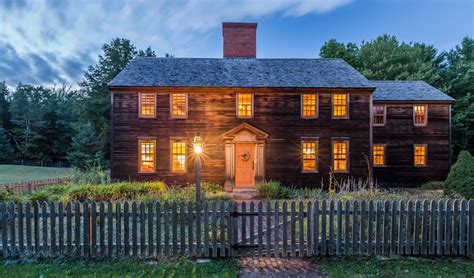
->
[[222, 123, 269, 192]]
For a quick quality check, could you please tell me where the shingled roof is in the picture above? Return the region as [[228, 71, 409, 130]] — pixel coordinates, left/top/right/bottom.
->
[[371, 81, 454, 102], [108, 57, 373, 88]]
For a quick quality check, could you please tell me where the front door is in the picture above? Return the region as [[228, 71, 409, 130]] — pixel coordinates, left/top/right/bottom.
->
[[235, 143, 256, 187]]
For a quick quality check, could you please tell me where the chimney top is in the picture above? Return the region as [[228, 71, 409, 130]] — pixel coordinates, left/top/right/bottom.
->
[[222, 22, 257, 58]]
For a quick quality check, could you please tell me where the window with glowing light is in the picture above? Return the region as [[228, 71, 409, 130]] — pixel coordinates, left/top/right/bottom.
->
[[237, 93, 253, 118], [139, 93, 156, 117], [171, 93, 187, 118], [332, 140, 349, 172], [301, 140, 318, 172], [332, 93, 348, 118], [171, 141, 186, 172], [301, 93, 318, 118], [373, 145, 385, 166], [414, 144, 427, 166], [413, 105, 427, 126], [138, 139, 156, 172], [373, 105, 385, 126]]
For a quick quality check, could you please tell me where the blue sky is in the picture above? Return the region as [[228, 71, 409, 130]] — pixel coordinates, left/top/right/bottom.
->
[[1, 0, 472, 87]]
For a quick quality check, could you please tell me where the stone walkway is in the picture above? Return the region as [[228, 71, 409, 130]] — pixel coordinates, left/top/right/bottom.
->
[[239, 258, 327, 277]]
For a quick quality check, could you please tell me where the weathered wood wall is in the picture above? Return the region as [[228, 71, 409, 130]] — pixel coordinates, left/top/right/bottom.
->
[[373, 102, 451, 186], [111, 87, 372, 187]]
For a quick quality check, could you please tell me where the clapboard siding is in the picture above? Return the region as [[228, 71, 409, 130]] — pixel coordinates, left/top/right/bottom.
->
[[111, 87, 372, 186], [373, 103, 451, 185]]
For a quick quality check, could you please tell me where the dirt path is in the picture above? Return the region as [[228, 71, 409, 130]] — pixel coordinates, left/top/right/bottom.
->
[[239, 258, 326, 277]]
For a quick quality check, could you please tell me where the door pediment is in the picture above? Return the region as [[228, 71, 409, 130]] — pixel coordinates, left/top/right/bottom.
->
[[222, 122, 269, 142]]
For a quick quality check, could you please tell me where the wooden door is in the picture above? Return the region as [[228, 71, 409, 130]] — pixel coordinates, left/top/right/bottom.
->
[[235, 143, 256, 187]]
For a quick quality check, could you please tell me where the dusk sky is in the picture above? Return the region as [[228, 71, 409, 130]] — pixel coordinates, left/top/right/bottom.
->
[[1, 0, 473, 88]]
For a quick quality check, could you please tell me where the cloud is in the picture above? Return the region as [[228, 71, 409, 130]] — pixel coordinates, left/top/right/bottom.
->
[[0, 0, 353, 87]]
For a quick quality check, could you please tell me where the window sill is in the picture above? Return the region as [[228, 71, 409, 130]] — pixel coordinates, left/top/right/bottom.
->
[[301, 171, 319, 174]]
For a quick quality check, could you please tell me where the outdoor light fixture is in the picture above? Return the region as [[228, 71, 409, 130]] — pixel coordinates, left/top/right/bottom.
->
[[193, 135, 203, 154], [193, 134, 202, 206]]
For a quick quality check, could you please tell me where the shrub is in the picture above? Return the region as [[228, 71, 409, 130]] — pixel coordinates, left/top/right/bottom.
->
[[288, 187, 324, 199], [29, 191, 50, 203], [420, 181, 444, 190], [256, 180, 290, 199], [201, 182, 224, 194], [0, 187, 12, 201], [444, 150, 474, 199]]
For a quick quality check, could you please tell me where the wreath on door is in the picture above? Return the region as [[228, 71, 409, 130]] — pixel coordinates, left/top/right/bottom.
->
[[239, 151, 251, 161]]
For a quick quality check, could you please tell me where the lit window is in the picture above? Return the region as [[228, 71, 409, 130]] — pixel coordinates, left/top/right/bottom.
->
[[332, 93, 348, 118], [171, 93, 187, 118], [414, 105, 427, 126], [139, 93, 156, 117], [301, 140, 318, 172], [373, 145, 385, 166], [301, 93, 318, 118], [139, 139, 156, 172], [414, 145, 427, 166], [171, 141, 186, 172], [332, 140, 349, 172], [237, 93, 253, 117], [373, 105, 385, 126]]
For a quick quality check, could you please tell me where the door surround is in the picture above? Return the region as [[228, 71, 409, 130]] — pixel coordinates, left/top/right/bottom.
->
[[222, 123, 269, 192]]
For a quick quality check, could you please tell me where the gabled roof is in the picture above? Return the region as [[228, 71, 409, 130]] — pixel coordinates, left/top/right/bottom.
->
[[371, 80, 454, 102], [108, 57, 373, 88]]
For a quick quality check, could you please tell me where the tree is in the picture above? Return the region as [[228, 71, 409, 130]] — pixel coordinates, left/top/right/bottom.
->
[[0, 82, 11, 130], [79, 38, 157, 166], [444, 150, 474, 199], [0, 127, 14, 163], [320, 39, 359, 68], [67, 122, 103, 171]]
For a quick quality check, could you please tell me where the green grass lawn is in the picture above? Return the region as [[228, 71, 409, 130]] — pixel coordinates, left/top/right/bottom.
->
[[0, 259, 239, 278], [0, 165, 71, 184], [319, 256, 474, 277]]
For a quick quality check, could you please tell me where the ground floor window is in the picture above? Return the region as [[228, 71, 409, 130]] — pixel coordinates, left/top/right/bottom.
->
[[332, 140, 349, 172], [171, 141, 187, 172], [414, 144, 427, 166], [301, 139, 318, 172], [138, 139, 156, 172], [373, 145, 385, 166]]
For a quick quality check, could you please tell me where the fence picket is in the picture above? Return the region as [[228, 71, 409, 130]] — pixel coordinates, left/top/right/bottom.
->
[[147, 202, 153, 257], [257, 201, 263, 257], [383, 201, 389, 255], [26, 203, 32, 253], [398, 200, 405, 255], [468, 200, 474, 255], [406, 200, 413, 255], [429, 200, 436, 255], [452, 200, 460, 255], [460, 200, 466, 255], [99, 202, 105, 256], [41, 202, 47, 254], [437, 200, 443, 255], [241, 202, 246, 245], [211, 202, 217, 258], [83, 202, 89, 257], [351, 200, 358, 255], [328, 200, 334, 256], [274, 201, 280, 257], [375, 201, 381, 255], [321, 200, 327, 256], [74, 202, 80, 256], [445, 200, 452, 255], [367, 201, 374, 256], [421, 200, 429, 255], [344, 200, 349, 255], [132, 202, 138, 257], [314, 200, 319, 256], [219, 201, 225, 257], [66, 202, 72, 255], [414, 200, 421, 255], [139, 203, 145, 257], [115, 202, 121, 257], [203, 202, 209, 257], [1, 203, 7, 257], [282, 201, 288, 257], [156, 202, 161, 256], [290, 201, 296, 257], [91, 202, 97, 257], [306, 201, 312, 257], [123, 202, 130, 256], [267, 201, 273, 257], [360, 200, 366, 255], [250, 202, 255, 246], [179, 203, 186, 256], [17, 203, 23, 255]]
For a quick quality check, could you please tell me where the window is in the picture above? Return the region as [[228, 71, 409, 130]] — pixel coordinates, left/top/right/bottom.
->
[[373, 105, 386, 126], [332, 93, 348, 118], [413, 105, 427, 126], [170, 93, 188, 118], [139, 93, 156, 118], [301, 140, 318, 172], [236, 93, 253, 118], [414, 144, 427, 166], [373, 145, 385, 166], [171, 141, 187, 172], [332, 140, 349, 172], [138, 139, 156, 172], [301, 93, 318, 118]]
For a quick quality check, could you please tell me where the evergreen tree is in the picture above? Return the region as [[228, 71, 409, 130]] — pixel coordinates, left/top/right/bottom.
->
[[67, 122, 103, 171], [0, 127, 14, 163], [320, 39, 359, 68]]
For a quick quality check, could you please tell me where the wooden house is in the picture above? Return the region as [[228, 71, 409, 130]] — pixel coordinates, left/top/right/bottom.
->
[[108, 22, 454, 190]]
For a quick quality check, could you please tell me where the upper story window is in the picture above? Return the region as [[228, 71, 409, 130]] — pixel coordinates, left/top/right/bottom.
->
[[138, 139, 156, 173], [301, 93, 318, 118], [332, 93, 348, 118], [373, 105, 386, 126], [373, 144, 386, 166], [332, 139, 349, 172], [236, 93, 253, 118], [171, 140, 187, 172], [414, 144, 427, 166], [139, 93, 156, 118], [301, 139, 318, 172], [413, 104, 427, 126], [171, 93, 188, 118]]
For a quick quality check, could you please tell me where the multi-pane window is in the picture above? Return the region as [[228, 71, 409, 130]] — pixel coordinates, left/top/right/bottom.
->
[[332, 140, 349, 172], [373, 145, 385, 166], [139, 139, 156, 172], [373, 105, 386, 126], [301, 93, 318, 118], [139, 93, 156, 117], [413, 105, 427, 126], [414, 144, 427, 166], [171, 141, 186, 172], [332, 93, 348, 118], [171, 93, 187, 118], [301, 140, 318, 172], [237, 93, 253, 117]]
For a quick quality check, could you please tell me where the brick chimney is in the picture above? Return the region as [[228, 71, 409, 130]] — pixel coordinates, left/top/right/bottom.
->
[[222, 22, 257, 58]]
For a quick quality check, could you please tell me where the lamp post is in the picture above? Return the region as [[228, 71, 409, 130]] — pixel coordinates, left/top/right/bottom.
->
[[193, 135, 202, 205]]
